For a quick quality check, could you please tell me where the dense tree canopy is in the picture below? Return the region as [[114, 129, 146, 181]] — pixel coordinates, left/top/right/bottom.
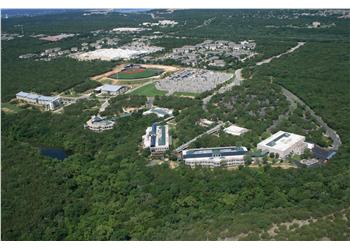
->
[[2, 9, 350, 240]]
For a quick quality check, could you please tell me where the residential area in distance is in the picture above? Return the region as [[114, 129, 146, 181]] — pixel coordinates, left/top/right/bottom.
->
[[1, 8, 350, 241]]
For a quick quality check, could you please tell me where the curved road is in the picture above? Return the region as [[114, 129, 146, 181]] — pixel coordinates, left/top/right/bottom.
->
[[202, 42, 304, 111], [281, 87, 341, 150], [201, 41, 341, 150]]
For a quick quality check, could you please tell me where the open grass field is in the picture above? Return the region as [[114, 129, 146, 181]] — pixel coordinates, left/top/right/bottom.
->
[[111, 68, 163, 80], [173, 92, 199, 98], [131, 83, 167, 97]]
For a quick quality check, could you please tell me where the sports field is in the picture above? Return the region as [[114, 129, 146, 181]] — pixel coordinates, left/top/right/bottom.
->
[[111, 68, 163, 80], [131, 83, 167, 97]]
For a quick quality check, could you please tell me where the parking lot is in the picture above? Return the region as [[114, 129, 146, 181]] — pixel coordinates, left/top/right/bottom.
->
[[155, 69, 233, 94]]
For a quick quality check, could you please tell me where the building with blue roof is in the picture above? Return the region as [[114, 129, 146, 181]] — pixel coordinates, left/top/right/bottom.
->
[[182, 146, 248, 167], [142, 123, 170, 156]]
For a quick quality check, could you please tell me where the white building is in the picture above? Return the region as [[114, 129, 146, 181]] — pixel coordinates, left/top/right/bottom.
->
[[182, 146, 248, 167], [198, 118, 215, 127], [224, 124, 249, 136], [16, 91, 61, 110], [85, 115, 115, 132], [257, 131, 307, 159], [143, 123, 170, 155], [142, 107, 173, 118], [312, 21, 321, 28], [94, 84, 128, 95]]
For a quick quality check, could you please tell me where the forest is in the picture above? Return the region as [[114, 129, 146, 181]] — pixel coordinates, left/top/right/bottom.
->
[[2, 9, 350, 241]]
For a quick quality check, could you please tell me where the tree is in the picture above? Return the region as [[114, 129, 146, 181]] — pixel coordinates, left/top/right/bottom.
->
[[244, 155, 253, 166]]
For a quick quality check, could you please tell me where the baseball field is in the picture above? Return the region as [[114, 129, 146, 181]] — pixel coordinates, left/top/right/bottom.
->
[[110, 68, 164, 80]]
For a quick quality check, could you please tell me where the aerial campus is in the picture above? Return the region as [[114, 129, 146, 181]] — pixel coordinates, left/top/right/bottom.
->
[[2, 8, 350, 242], [8, 13, 341, 170]]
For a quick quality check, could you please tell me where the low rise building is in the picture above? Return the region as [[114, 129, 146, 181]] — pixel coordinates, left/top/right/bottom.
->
[[224, 124, 249, 136], [143, 123, 170, 156], [85, 115, 115, 132], [257, 131, 306, 159], [16, 91, 61, 110], [182, 146, 248, 167], [94, 84, 128, 95], [143, 107, 173, 118], [198, 118, 215, 127]]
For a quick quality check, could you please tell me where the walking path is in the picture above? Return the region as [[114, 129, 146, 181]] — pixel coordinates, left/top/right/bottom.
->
[[201, 41, 341, 150], [175, 122, 225, 153]]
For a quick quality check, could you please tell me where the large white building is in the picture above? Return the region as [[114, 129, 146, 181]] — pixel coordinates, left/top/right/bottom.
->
[[16, 91, 61, 110], [182, 146, 248, 167], [257, 131, 307, 159], [143, 123, 170, 156], [94, 84, 128, 95]]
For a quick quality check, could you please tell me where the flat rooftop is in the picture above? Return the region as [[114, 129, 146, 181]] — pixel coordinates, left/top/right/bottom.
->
[[16, 91, 40, 100], [258, 131, 305, 152], [224, 124, 248, 136], [16, 91, 59, 102], [95, 84, 124, 92], [157, 125, 167, 146], [183, 146, 248, 159]]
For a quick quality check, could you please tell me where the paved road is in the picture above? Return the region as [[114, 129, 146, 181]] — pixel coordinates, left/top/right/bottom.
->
[[281, 87, 342, 150], [202, 71, 240, 111], [202, 42, 304, 112], [200, 41, 341, 150], [256, 42, 305, 66], [99, 98, 110, 113]]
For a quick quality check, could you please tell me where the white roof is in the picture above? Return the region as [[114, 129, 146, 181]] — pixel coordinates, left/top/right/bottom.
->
[[37, 95, 60, 102], [142, 107, 173, 118], [224, 124, 248, 136], [16, 91, 40, 100], [16, 91, 59, 102], [95, 84, 124, 92], [258, 131, 305, 152]]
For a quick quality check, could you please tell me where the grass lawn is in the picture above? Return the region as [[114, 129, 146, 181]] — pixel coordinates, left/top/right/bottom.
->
[[1, 103, 22, 113], [131, 83, 167, 97], [173, 92, 199, 98], [111, 68, 163, 80], [100, 78, 116, 84]]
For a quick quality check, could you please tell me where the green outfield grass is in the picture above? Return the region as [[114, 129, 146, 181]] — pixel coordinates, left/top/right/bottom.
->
[[111, 68, 163, 80], [131, 83, 167, 96]]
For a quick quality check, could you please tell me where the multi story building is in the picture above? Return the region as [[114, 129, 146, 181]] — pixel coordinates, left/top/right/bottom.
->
[[143, 123, 170, 156], [16, 91, 61, 110], [257, 131, 307, 159], [182, 146, 248, 167]]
